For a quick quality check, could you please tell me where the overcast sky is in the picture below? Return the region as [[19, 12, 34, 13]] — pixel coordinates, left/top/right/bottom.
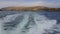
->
[[0, 0, 60, 8]]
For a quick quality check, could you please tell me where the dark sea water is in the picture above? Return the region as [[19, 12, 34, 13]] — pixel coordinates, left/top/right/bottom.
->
[[0, 11, 60, 34]]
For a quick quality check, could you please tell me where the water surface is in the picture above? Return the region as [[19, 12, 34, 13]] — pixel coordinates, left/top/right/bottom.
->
[[0, 11, 60, 34]]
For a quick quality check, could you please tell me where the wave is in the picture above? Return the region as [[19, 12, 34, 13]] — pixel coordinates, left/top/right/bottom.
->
[[0, 12, 57, 34]]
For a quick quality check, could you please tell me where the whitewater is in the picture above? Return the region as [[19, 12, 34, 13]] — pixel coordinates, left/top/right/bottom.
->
[[0, 12, 57, 34]]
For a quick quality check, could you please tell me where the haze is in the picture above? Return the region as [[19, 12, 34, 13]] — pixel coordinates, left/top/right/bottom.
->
[[0, 0, 60, 8]]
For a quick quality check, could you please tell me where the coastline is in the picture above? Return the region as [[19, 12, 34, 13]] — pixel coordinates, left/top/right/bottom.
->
[[0, 6, 60, 11]]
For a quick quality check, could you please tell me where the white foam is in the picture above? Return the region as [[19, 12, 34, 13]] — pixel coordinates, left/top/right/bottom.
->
[[0, 12, 57, 34], [26, 13, 57, 34]]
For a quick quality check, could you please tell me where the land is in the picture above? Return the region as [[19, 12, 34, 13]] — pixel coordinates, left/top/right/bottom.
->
[[0, 6, 60, 11]]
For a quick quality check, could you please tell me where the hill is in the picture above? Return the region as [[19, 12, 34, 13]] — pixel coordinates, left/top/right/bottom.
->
[[0, 6, 60, 11]]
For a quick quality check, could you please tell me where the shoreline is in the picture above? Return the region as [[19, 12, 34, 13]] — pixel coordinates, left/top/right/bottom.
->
[[0, 6, 60, 11]]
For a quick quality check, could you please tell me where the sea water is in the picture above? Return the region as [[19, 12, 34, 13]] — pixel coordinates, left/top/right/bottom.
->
[[0, 11, 60, 34]]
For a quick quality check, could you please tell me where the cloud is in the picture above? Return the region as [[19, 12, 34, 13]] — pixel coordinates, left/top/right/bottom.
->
[[23, 1, 60, 8], [0, 1, 40, 8], [29, 1, 60, 8], [43, 2, 60, 8], [0, 0, 60, 8], [0, 1, 23, 8]]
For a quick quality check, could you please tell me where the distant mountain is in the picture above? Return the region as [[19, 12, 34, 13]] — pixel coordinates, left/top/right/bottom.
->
[[0, 6, 60, 11]]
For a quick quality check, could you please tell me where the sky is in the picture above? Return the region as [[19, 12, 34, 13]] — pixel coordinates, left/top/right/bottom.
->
[[0, 0, 60, 8]]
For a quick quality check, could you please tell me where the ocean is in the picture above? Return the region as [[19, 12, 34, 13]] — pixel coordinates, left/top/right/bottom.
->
[[0, 11, 60, 34]]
